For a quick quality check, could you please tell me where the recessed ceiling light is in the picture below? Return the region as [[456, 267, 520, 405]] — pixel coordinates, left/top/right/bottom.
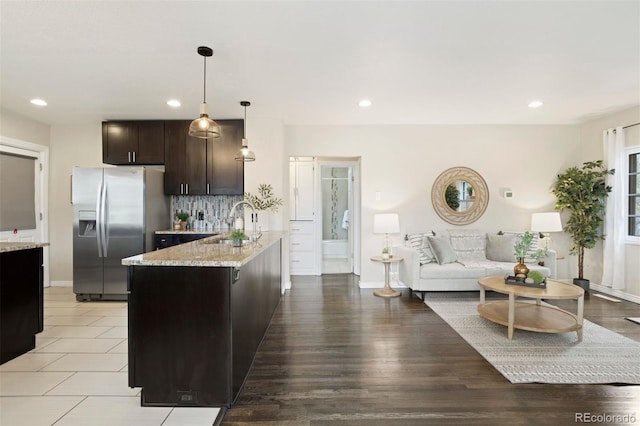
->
[[528, 100, 543, 108], [166, 99, 181, 107], [358, 99, 372, 108], [30, 98, 47, 106]]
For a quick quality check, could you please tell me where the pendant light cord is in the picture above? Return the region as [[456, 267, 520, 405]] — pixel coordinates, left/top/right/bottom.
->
[[243, 104, 247, 138], [203, 56, 207, 104]]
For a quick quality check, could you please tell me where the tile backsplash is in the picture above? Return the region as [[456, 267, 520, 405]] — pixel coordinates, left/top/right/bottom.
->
[[171, 195, 243, 230]]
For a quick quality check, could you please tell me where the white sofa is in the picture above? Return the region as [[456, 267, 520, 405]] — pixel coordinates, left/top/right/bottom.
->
[[395, 229, 557, 298]]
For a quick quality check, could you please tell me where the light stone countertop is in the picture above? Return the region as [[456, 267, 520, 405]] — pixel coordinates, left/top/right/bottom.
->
[[155, 229, 221, 235], [122, 231, 285, 267], [0, 242, 50, 253]]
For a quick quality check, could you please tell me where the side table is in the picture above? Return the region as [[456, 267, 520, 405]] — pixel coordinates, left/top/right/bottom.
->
[[371, 255, 403, 298]]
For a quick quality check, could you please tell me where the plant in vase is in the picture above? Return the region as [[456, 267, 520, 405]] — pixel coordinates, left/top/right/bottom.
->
[[513, 232, 547, 278], [230, 229, 248, 247], [243, 184, 284, 230], [176, 211, 189, 230], [381, 247, 390, 260]]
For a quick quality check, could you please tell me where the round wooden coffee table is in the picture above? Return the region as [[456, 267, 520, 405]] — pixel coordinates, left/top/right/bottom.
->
[[477, 275, 584, 341]]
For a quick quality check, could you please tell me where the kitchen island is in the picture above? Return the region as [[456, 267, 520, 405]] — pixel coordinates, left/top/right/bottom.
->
[[122, 232, 283, 408], [1, 242, 49, 364]]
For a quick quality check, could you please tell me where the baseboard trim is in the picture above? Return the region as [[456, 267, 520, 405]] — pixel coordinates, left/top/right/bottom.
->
[[49, 281, 72, 287], [589, 283, 640, 305]]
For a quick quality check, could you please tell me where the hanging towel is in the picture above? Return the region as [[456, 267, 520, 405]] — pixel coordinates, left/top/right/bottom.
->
[[342, 210, 349, 230]]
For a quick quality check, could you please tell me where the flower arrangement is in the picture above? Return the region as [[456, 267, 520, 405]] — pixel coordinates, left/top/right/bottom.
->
[[244, 184, 284, 212]]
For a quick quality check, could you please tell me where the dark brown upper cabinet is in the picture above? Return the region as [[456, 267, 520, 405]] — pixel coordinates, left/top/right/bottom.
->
[[102, 121, 165, 165], [163, 119, 244, 196]]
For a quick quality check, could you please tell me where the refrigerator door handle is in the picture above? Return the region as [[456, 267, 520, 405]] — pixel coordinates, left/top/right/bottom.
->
[[101, 182, 109, 257], [96, 182, 104, 258]]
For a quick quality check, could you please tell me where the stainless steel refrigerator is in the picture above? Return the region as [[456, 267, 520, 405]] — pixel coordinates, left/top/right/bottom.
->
[[72, 167, 169, 301]]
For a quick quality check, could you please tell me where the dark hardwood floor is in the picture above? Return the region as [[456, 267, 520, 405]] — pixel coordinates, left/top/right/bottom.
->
[[222, 274, 640, 425]]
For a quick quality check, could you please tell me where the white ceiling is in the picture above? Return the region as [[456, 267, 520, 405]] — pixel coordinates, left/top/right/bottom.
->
[[1, 1, 639, 126]]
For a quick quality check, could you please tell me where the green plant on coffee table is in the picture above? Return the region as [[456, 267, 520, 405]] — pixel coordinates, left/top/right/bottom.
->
[[176, 211, 189, 222], [527, 270, 545, 285], [514, 231, 547, 260]]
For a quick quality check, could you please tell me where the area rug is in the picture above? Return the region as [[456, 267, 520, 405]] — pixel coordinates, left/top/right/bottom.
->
[[424, 295, 640, 384]]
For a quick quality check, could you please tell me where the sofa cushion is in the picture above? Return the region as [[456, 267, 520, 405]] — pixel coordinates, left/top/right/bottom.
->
[[419, 262, 486, 279], [406, 233, 436, 265], [486, 234, 516, 262], [427, 235, 457, 265], [448, 229, 486, 264]]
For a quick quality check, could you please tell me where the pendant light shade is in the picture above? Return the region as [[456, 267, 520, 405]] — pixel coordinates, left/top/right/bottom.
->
[[189, 46, 220, 139], [235, 101, 256, 162]]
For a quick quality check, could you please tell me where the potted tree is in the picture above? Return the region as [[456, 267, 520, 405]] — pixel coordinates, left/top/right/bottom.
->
[[552, 160, 614, 292]]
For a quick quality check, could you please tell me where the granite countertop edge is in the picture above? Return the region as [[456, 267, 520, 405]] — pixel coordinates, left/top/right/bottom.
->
[[122, 231, 285, 267], [0, 242, 50, 253]]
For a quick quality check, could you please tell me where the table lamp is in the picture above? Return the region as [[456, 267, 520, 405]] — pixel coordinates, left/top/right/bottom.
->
[[374, 213, 400, 259], [531, 212, 563, 248]]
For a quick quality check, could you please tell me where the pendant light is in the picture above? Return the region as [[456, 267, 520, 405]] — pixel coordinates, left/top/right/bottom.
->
[[188, 46, 220, 139], [235, 101, 256, 162]]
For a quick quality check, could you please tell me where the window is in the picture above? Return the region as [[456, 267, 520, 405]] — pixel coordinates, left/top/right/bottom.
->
[[0, 152, 36, 231], [629, 149, 640, 237]]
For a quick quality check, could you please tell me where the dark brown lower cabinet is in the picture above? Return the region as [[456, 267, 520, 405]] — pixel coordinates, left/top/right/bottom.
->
[[127, 240, 281, 407], [0, 247, 44, 364]]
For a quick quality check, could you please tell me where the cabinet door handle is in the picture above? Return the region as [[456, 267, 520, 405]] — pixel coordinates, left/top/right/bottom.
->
[[132, 151, 136, 162], [180, 183, 184, 195], [128, 152, 131, 162], [292, 242, 301, 246], [206, 183, 210, 194], [185, 183, 189, 194]]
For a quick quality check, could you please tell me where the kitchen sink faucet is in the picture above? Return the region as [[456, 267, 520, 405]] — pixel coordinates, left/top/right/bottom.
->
[[229, 200, 261, 241]]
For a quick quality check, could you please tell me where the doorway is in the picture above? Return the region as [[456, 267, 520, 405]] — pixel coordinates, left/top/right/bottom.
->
[[317, 159, 360, 275]]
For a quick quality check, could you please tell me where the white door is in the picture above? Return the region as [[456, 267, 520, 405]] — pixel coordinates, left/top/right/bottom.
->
[[0, 139, 49, 286]]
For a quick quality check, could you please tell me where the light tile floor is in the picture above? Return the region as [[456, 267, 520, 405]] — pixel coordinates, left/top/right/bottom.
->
[[0, 286, 220, 426]]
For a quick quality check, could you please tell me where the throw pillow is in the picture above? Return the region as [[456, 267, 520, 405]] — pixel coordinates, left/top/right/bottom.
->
[[448, 229, 486, 263], [486, 234, 516, 262], [406, 233, 436, 265], [427, 235, 457, 265]]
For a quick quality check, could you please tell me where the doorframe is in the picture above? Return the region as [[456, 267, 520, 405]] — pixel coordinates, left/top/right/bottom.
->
[[0, 136, 50, 286], [315, 158, 361, 276]]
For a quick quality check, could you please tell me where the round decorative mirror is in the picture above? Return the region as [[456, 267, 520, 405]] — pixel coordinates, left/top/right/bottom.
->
[[432, 167, 489, 225]]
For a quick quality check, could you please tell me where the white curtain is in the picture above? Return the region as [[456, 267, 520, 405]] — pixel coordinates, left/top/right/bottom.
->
[[601, 127, 626, 290]]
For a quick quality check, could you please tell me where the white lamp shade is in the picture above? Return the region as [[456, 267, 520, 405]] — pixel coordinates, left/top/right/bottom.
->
[[374, 213, 400, 234], [531, 212, 562, 232]]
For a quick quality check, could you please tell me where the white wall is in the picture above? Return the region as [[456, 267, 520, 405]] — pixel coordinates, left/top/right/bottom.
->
[[0, 108, 50, 147], [49, 124, 103, 282], [284, 124, 580, 286]]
